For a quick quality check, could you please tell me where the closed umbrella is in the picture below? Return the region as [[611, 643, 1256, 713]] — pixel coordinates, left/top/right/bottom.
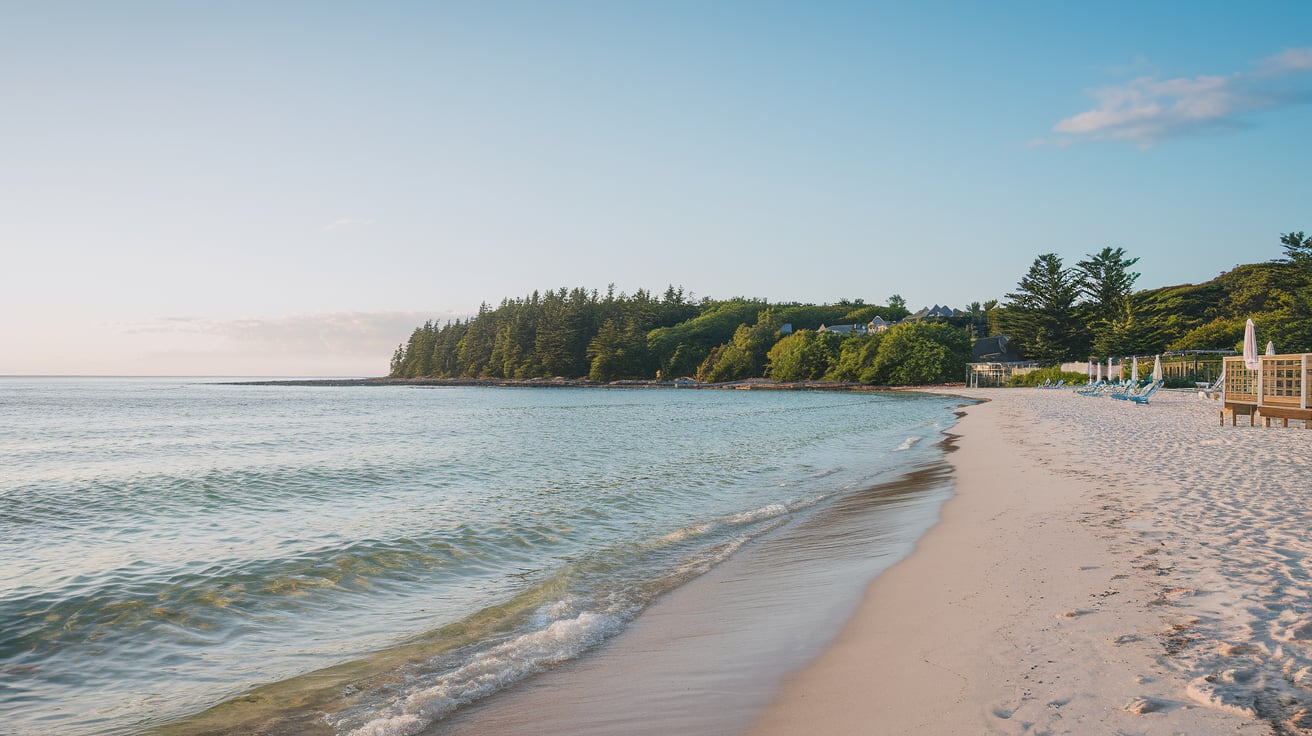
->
[[1088, 360, 1095, 382], [1096, 361, 1102, 381], [1108, 357, 1115, 382], [1267, 341, 1276, 355], [1243, 319, 1260, 370], [1131, 356, 1139, 383], [1152, 355, 1163, 382]]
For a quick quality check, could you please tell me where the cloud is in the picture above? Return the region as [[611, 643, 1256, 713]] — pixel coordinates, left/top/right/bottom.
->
[[325, 218, 376, 231], [1048, 47, 1312, 148]]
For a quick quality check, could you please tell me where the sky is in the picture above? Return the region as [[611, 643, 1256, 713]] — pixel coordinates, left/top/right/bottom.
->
[[2, 1, 1310, 376]]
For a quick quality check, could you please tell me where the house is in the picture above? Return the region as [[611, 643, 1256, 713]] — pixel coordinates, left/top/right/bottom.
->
[[909, 304, 960, 320], [971, 334, 1024, 362], [966, 334, 1035, 387], [818, 323, 866, 336], [818, 316, 895, 336]]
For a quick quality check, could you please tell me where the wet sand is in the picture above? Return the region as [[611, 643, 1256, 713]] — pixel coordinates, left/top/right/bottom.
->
[[752, 388, 1291, 734], [422, 463, 957, 735]]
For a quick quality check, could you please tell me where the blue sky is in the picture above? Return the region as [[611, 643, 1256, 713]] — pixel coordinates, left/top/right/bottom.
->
[[2, 1, 1310, 375]]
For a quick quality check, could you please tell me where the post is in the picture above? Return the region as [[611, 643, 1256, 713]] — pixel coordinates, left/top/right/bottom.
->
[[1257, 355, 1264, 413]]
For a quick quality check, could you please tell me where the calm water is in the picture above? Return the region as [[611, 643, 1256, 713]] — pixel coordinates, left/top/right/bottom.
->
[[0, 378, 965, 736]]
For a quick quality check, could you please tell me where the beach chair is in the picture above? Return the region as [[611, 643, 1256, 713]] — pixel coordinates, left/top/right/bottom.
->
[[1110, 380, 1147, 400], [1198, 370, 1225, 400], [1076, 380, 1105, 396], [1052, 379, 1064, 389], [1127, 380, 1163, 405]]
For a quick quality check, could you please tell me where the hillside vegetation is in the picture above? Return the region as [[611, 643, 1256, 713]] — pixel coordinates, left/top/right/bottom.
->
[[389, 232, 1312, 385]]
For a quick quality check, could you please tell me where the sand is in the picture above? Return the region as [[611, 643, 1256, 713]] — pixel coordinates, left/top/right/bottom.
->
[[751, 387, 1312, 735]]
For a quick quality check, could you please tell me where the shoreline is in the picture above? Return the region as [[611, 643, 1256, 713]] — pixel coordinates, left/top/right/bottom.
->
[[421, 447, 961, 735], [751, 388, 1281, 734], [220, 376, 924, 392]]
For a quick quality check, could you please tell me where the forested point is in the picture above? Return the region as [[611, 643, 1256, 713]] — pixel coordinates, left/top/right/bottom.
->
[[389, 234, 1312, 386]]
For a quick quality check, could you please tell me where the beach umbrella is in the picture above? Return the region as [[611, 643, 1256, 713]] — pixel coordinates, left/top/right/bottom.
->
[[1267, 341, 1276, 355], [1108, 357, 1115, 382], [1243, 319, 1261, 370], [1131, 356, 1139, 383], [1088, 360, 1094, 381], [1152, 355, 1162, 382], [1096, 361, 1102, 381]]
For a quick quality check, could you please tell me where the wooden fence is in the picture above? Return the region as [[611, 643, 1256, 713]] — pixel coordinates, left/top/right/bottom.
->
[[1221, 354, 1312, 427]]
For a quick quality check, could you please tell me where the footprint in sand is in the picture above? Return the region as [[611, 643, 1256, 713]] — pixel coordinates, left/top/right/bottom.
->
[[1123, 696, 1169, 714]]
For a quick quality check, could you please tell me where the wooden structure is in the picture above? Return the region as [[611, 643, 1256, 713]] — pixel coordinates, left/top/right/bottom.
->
[[966, 361, 1038, 388], [1221, 354, 1312, 427]]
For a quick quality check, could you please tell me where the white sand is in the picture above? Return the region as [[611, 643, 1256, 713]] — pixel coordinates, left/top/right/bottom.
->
[[751, 387, 1311, 735]]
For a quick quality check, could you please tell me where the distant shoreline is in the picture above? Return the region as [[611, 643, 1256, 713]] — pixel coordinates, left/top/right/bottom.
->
[[225, 376, 957, 392]]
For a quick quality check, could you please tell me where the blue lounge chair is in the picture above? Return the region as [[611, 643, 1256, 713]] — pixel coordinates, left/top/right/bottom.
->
[[1110, 380, 1147, 400], [1128, 380, 1163, 405]]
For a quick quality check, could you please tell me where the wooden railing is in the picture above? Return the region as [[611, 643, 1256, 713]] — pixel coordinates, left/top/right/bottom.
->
[[1222, 354, 1312, 426]]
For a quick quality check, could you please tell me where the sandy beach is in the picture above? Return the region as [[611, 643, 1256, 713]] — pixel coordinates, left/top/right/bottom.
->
[[752, 387, 1310, 735]]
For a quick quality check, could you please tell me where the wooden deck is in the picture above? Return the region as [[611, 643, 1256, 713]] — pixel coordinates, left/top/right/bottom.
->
[[1221, 354, 1312, 427]]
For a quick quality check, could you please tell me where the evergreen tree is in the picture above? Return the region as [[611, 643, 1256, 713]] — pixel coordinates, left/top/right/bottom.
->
[[997, 253, 1083, 364], [1279, 231, 1312, 264]]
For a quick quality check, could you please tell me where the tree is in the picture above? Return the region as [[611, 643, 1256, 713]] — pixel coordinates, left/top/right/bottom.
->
[[885, 294, 910, 321], [1076, 246, 1140, 316], [996, 253, 1084, 364], [765, 330, 841, 381], [1279, 231, 1312, 264], [827, 334, 883, 382], [868, 322, 972, 385]]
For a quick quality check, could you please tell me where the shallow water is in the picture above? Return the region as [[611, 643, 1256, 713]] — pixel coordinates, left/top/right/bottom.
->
[[0, 378, 965, 735]]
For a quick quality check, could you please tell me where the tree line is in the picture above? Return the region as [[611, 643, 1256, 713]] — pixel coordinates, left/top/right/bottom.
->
[[389, 230, 1310, 384], [997, 231, 1312, 363], [387, 286, 974, 384]]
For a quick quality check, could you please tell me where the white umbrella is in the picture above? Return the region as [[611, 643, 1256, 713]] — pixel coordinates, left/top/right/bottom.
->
[[1152, 355, 1162, 382], [1088, 360, 1094, 382], [1131, 356, 1139, 383], [1243, 319, 1260, 370], [1108, 357, 1115, 382], [1267, 341, 1276, 355], [1096, 361, 1102, 381]]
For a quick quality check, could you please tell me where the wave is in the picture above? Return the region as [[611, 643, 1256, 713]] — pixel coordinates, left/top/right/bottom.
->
[[894, 436, 922, 451], [341, 608, 623, 736]]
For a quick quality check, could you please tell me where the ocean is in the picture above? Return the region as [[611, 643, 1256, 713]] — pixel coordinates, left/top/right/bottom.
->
[[0, 378, 969, 735]]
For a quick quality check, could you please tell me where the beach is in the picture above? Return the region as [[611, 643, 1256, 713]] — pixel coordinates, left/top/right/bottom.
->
[[753, 387, 1307, 735]]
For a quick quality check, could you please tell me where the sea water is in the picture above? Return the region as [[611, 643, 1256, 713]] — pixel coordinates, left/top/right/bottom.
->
[[0, 378, 967, 735]]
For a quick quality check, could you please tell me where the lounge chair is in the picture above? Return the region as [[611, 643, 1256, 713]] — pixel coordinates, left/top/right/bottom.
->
[[1110, 380, 1148, 400], [1127, 380, 1163, 405], [1076, 380, 1105, 396]]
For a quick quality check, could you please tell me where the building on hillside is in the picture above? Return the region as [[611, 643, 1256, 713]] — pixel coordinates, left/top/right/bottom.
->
[[908, 304, 961, 320], [966, 334, 1036, 387], [971, 334, 1023, 363], [779, 323, 793, 336], [818, 323, 866, 336], [819, 315, 896, 336]]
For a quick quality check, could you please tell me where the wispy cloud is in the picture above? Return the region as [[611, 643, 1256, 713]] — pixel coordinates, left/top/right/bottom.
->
[[325, 218, 376, 231], [1045, 48, 1312, 148]]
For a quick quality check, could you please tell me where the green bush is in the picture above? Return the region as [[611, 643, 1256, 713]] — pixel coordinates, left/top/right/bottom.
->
[[1007, 367, 1090, 387]]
